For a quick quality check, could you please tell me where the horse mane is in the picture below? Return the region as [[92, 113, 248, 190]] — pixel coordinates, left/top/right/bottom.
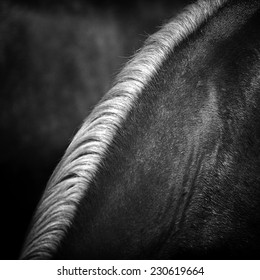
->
[[21, 0, 228, 259]]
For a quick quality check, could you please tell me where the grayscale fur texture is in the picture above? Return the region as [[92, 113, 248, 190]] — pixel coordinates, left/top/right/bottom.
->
[[21, 0, 228, 259]]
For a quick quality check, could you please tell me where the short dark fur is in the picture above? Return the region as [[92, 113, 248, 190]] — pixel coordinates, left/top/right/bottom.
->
[[56, 0, 260, 259]]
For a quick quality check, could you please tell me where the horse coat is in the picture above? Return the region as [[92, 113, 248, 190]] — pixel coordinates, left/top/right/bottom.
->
[[21, 0, 260, 259]]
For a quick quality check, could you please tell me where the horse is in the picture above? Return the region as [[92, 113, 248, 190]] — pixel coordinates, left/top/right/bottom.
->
[[20, 0, 260, 259]]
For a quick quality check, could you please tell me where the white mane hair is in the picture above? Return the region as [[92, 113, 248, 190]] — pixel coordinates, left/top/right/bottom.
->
[[21, 0, 228, 259]]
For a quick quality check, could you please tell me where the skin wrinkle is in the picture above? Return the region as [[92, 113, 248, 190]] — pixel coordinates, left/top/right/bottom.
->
[[180, 84, 228, 253], [158, 84, 221, 256]]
